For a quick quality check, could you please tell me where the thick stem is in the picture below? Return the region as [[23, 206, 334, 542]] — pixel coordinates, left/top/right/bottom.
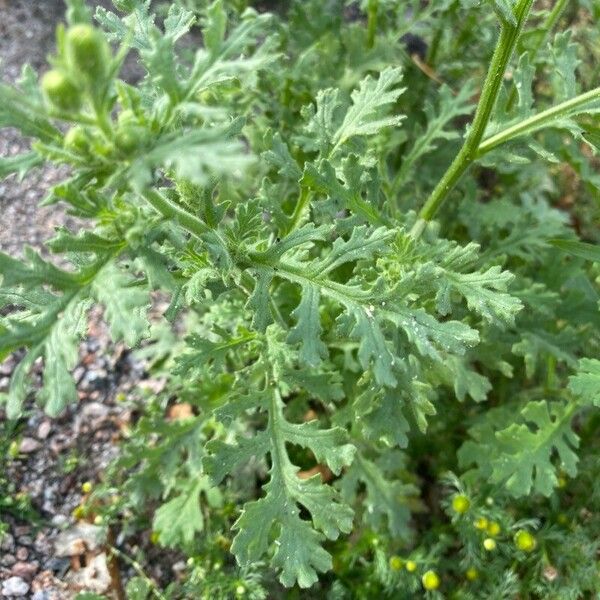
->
[[366, 0, 378, 49], [143, 188, 213, 238], [477, 86, 600, 155], [409, 0, 534, 239]]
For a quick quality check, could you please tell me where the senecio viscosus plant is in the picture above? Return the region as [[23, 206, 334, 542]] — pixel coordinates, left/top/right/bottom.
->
[[1, 0, 600, 592]]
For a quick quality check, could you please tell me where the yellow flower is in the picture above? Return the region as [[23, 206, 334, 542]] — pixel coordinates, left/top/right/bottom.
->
[[483, 538, 497, 551], [486, 521, 501, 536], [406, 560, 417, 572], [514, 529, 536, 552], [452, 494, 471, 514], [422, 570, 440, 590]]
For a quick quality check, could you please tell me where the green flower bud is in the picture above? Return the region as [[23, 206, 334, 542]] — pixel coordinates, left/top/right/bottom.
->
[[66, 24, 111, 82], [64, 126, 90, 153], [41, 70, 82, 112], [115, 123, 147, 153]]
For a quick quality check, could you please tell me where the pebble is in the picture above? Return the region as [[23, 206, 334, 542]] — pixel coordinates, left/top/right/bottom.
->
[[11, 561, 38, 580], [19, 437, 41, 453], [15, 547, 28, 561], [50, 514, 68, 528], [36, 421, 52, 440], [1, 576, 30, 597], [1, 554, 16, 567]]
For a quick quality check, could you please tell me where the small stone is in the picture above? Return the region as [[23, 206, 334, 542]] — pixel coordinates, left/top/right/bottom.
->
[[19, 437, 41, 454], [54, 523, 105, 557], [11, 561, 38, 580], [17, 536, 33, 547], [50, 514, 67, 528], [81, 402, 109, 418], [1, 554, 16, 567], [36, 421, 51, 440], [2, 576, 30, 596], [16, 547, 28, 561]]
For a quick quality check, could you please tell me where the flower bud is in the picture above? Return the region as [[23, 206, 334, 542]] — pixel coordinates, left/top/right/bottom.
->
[[42, 70, 82, 112], [66, 24, 110, 83]]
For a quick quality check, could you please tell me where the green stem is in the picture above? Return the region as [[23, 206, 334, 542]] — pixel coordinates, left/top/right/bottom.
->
[[505, 0, 568, 111], [366, 0, 378, 49], [478, 86, 600, 155], [143, 188, 214, 238], [409, 0, 534, 239], [142, 188, 231, 257], [285, 186, 311, 235]]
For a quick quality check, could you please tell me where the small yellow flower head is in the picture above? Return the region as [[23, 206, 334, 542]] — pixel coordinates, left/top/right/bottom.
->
[[235, 585, 246, 596], [474, 516, 488, 530], [405, 560, 417, 572], [389, 555, 404, 571], [483, 537, 497, 551], [422, 570, 440, 591], [150, 531, 160, 545], [514, 529, 537, 552], [452, 494, 471, 514], [486, 521, 501, 537], [466, 567, 479, 581], [72, 505, 85, 520], [81, 481, 93, 494], [557, 476, 567, 488], [93, 515, 103, 525]]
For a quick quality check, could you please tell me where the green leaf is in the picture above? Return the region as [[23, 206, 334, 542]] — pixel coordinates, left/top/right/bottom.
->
[[460, 401, 580, 498], [568, 359, 600, 407], [549, 239, 600, 262], [302, 67, 405, 155], [339, 452, 416, 540], [92, 264, 150, 347], [209, 355, 354, 588], [0, 152, 43, 180], [395, 83, 474, 190], [153, 477, 218, 546], [287, 283, 327, 366], [333, 66, 405, 150], [490, 401, 579, 496], [436, 264, 522, 326]]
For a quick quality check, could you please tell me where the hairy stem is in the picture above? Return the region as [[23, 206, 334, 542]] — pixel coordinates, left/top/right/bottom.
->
[[409, 0, 534, 239], [477, 86, 600, 155]]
